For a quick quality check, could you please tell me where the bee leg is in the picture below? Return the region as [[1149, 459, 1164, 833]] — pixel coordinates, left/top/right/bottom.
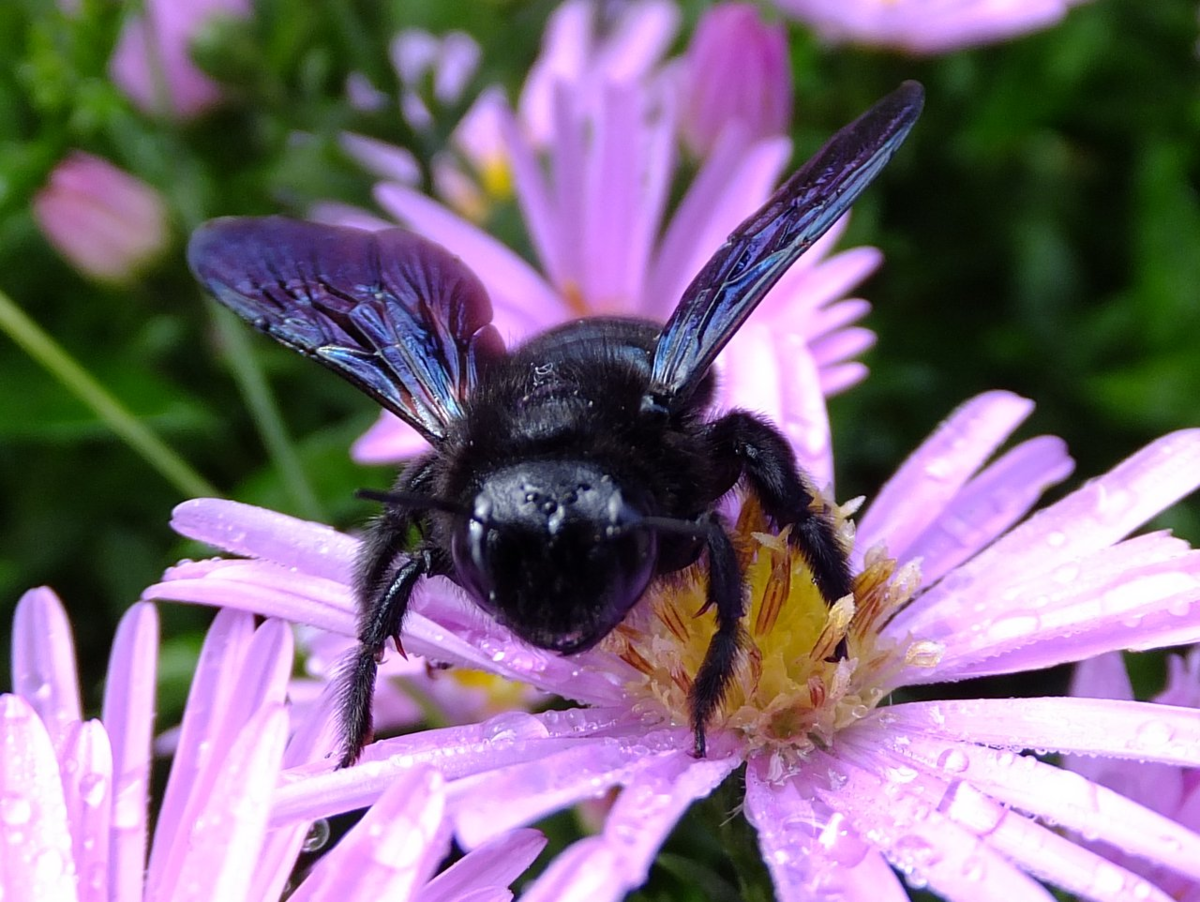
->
[[337, 461, 448, 769], [688, 517, 746, 758], [707, 410, 853, 612]]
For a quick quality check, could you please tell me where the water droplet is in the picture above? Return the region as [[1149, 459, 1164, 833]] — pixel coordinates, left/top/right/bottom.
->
[[936, 748, 970, 775], [961, 854, 987, 882], [1045, 531, 1066, 548], [1133, 720, 1174, 749], [302, 818, 331, 852], [0, 794, 32, 826], [77, 774, 108, 808], [33, 848, 69, 883], [985, 613, 1041, 643]]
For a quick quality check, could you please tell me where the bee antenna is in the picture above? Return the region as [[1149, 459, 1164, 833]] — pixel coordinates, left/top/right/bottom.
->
[[356, 488, 472, 518], [616, 515, 709, 541]]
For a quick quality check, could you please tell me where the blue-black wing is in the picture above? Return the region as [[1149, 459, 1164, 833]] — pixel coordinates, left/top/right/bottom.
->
[[649, 81, 924, 406], [188, 217, 504, 444]]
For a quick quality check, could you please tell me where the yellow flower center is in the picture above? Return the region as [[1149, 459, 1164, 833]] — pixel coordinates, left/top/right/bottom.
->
[[602, 496, 932, 759]]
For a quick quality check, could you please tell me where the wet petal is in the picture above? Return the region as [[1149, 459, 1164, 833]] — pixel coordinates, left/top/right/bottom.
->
[[744, 754, 912, 902], [165, 705, 289, 902], [449, 728, 705, 848], [271, 708, 635, 826], [290, 767, 450, 902], [899, 436, 1074, 587], [856, 391, 1035, 566], [810, 746, 1058, 902], [61, 721, 113, 902], [896, 429, 1200, 637], [169, 499, 357, 583], [0, 695, 79, 902], [859, 722, 1200, 885], [881, 698, 1200, 768], [102, 602, 158, 902], [11, 587, 82, 752], [416, 827, 545, 902]]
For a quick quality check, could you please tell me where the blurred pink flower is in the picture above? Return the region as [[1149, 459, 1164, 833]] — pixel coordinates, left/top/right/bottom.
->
[[33, 151, 169, 283], [1066, 650, 1200, 902], [146, 391, 1200, 902], [2, 589, 543, 901], [772, 0, 1092, 54], [109, 0, 251, 119], [679, 3, 792, 157], [324, 3, 876, 491]]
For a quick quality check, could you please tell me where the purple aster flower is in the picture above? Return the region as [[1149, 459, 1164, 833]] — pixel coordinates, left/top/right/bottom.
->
[[1066, 650, 1200, 901], [771, 0, 1092, 55], [679, 3, 793, 157], [324, 4, 877, 489], [145, 390, 1200, 901], [33, 152, 169, 284], [1, 588, 543, 900], [109, 0, 252, 119]]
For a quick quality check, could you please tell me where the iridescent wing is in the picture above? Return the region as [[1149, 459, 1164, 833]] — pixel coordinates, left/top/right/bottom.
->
[[649, 81, 924, 406], [188, 217, 504, 444]]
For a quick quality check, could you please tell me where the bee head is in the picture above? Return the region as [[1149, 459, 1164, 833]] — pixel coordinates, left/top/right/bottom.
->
[[451, 461, 657, 653]]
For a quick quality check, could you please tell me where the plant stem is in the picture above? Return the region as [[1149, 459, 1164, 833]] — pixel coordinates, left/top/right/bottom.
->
[[0, 285, 219, 498], [209, 300, 324, 521]]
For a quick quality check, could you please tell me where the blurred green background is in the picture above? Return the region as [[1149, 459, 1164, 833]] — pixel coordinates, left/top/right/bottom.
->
[[0, 0, 1197, 746]]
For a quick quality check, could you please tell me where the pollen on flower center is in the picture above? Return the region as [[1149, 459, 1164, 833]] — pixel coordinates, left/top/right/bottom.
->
[[602, 496, 925, 755]]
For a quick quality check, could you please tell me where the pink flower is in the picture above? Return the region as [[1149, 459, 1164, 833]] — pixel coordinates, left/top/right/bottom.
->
[[1066, 650, 1200, 901], [771, 0, 1092, 54], [679, 3, 793, 157], [1, 589, 543, 901], [145, 390, 1200, 902], [109, 0, 251, 119], [325, 5, 877, 490], [32, 152, 169, 283]]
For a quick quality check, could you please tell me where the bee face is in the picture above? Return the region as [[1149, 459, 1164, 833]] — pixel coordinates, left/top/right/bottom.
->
[[451, 460, 657, 652]]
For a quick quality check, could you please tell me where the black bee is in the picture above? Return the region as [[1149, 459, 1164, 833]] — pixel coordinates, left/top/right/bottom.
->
[[189, 81, 923, 767]]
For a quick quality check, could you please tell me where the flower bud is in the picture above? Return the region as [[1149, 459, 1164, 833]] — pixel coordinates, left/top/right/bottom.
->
[[33, 152, 169, 283], [680, 3, 792, 156]]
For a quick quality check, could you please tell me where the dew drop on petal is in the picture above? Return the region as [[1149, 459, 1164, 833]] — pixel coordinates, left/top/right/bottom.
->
[[935, 748, 970, 775], [78, 774, 109, 808], [1045, 530, 1067, 548], [961, 854, 987, 883], [0, 794, 33, 826], [1133, 719, 1174, 749], [985, 613, 1041, 644], [302, 818, 331, 852]]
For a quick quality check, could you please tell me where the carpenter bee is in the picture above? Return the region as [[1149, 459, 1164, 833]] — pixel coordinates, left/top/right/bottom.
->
[[189, 81, 923, 767]]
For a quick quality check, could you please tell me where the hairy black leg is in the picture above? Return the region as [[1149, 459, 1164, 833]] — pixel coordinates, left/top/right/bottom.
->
[[707, 411, 853, 607], [688, 518, 746, 758], [336, 460, 441, 769]]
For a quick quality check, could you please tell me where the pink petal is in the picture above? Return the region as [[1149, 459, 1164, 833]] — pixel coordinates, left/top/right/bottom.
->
[[900, 537, 1200, 681], [350, 411, 431, 464], [144, 558, 355, 635], [374, 182, 564, 337], [882, 698, 1200, 768], [501, 96, 568, 290], [165, 705, 289, 902], [0, 695, 79, 902], [339, 133, 421, 184], [271, 708, 635, 826], [858, 723, 1200, 885], [744, 754, 915, 902], [645, 132, 790, 320], [448, 726, 701, 848], [169, 498, 357, 583], [896, 429, 1200, 637], [145, 611, 267, 896], [102, 602, 158, 902], [11, 587, 82, 751], [898, 435, 1075, 587], [856, 391, 1035, 566], [309, 201, 396, 232], [290, 768, 450, 902], [417, 827, 546, 902], [61, 721, 113, 902], [819, 363, 869, 396], [518, 837, 618, 902], [810, 745, 1059, 902]]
